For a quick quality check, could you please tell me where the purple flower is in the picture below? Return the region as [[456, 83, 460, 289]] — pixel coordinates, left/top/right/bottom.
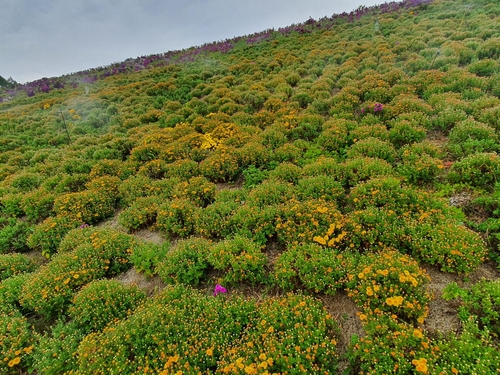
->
[[373, 103, 384, 112], [213, 284, 227, 296], [79, 223, 90, 229]]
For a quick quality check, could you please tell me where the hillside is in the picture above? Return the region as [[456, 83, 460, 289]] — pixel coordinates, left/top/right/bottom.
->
[[1, 0, 500, 373]]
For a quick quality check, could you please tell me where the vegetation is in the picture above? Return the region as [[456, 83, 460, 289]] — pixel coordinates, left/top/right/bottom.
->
[[1, 0, 500, 373]]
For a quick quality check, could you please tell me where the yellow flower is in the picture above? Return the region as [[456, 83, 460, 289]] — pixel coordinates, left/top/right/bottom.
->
[[413, 329, 423, 339], [7, 357, 21, 367], [206, 348, 213, 356]]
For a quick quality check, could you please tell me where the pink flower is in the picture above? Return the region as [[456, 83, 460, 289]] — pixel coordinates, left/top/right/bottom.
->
[[214, 284, 227, 296]]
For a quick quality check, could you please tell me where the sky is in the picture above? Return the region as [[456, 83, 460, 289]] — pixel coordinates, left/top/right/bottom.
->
[[1, 0, 383, 84]]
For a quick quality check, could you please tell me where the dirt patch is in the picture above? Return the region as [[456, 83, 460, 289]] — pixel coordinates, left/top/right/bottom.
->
[[132, 228, 167, 245], [97, 209, 125, 231], [319, 291, 363, 372], [422, 262, 500, 334], [114, 267, 166, 296]]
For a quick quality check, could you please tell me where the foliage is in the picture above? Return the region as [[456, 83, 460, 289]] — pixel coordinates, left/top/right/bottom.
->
[[69, 279, 146, 333], [0, 253, 38, 281]]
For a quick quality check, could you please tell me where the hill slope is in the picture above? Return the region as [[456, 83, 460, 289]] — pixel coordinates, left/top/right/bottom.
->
[[1, 0, 500, 374]]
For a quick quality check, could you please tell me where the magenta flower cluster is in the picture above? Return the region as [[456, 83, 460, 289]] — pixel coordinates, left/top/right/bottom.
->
[[213, 284, 227, 296], [374, 103, 384, 112]]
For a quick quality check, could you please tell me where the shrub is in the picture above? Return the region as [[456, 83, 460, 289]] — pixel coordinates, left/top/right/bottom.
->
[[346, 137, 397, 163], [164, 159, 200, 180], [447, 152, 500, 190], [447, 119, 499, 157], [296, 175, 345, 203], [0, 253, 38, 281], [195, 199, 240, 239], [0, 193, 24, 217], [199, 147, 240, 182], [20, 188, 55, 222], [388, 121, 427, 149], [0, 314, 34, 375], [27, 216, 82, 257], [217, 293, 339, 375], [207, 235, 267, 285], [276, 199, 346, 246], [118, 196, 161, 231], [342, 157, 394, 188], [69, 279, 146, 334], [130, 241, 170, 277], [0, 273, 31, 315], [267, 162, 303, 184], [74, 285, 257, 374], [349, 124, 389, 141], [0, 218, 33, 254], [397, 144, 443, 184], [21, 229, 137, 317], [156, 237, 212, 285], [452, 280, 500, 336], [172, 176, 217, 207], [273, 243, 356, 294], [229, 204, 280, 246], [156, 199, 198, 238], [348, 250, 432, 325], [32, 321, 84, 375], [408, 219, 487, 274], [246, 180, 296, 208]]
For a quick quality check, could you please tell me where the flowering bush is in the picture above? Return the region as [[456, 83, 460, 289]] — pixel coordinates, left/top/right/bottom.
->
[[0, 253, 38, 281], [69, 279, 146, 333], [0, 273, 30, 315], [0, 218, 33, 254], [20, 188, 55, 222], [207, 235, 268, 285], [118, 196, 161, 231], [0, 314, 34, 375], [408, 219, 487, 274], [172, 176, 217, 207], [229, 204, 280, 246], [217, 293, 339, 375], [27, 215, 82, 257], [276, 199, 345, 246], [156, 237, 212, 285], [447, 119, 499, 157], [346, 137, 397, 163], [32, 321, 84, 375], [348, 250, 432, 325], [273, 243, 356, 294], [156, 198, 198, 238]]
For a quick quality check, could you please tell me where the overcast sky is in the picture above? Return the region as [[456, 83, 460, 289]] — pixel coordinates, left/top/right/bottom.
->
[[1, 0, 384, 84]]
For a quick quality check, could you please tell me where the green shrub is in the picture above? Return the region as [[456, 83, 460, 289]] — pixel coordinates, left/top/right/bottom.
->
[[229, 204, 279, 246], [0, 314, 34, 375], [348, 250, 432, 324], [276, 199, 345, 246], [431, 318, 500, 375], [74, 285, 257, 374], [217, 293, 339, 375], [130, 241, 170, 277], [118, 196, 161, 231], [21, 229, 137, 317], [0, 253, 38, 281], [69, 279, 146, 334], [397, 144, 443, 184], [447, 152, 500, 190], [246, 180, 296, 208], [156, 237, 212, 285], [267, 162, 303, 184], [195, 199, 240, 239], [32, 321, 84, 375], [349, 124, 389, 142], [207, 235, 267, 285], [199, 147, 240, 182], [346, 137, 397, 163], [0, 218, 33, 254], [408, 219, 487, 274], [0, 273, 31, 315], [468, 58, 499, 77], [273, 243, 355, 294], [0, 193, 24, 217], [172, 176, 217, 207], [156, 198, 198, 238], [164, 159, 200, 180], [388, 121, 427, 148], [27, 216, 82, 257], [454, 280, 500, 336], [296, 175, 344, 203], [447, 119, 499, 157], [342, 157, 394, 188], [20, 188, 55, 222]]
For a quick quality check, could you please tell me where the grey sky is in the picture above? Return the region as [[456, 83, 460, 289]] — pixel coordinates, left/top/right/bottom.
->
[[1, 0, 383, 84]]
